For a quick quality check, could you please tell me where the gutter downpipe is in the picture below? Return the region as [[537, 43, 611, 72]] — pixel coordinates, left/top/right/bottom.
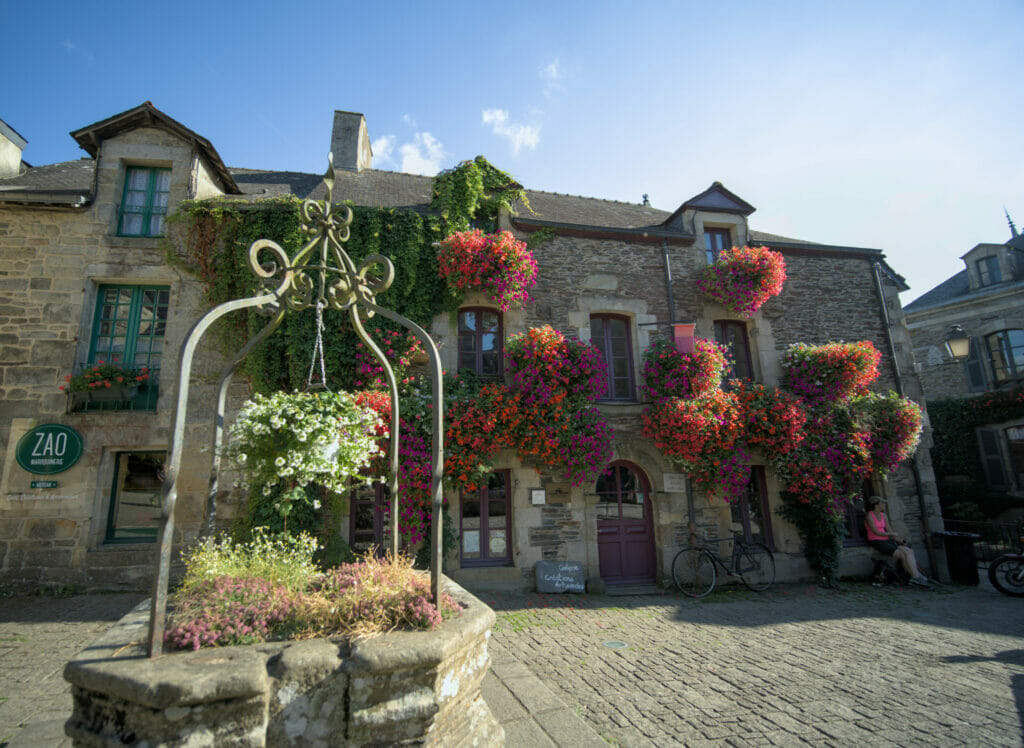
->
[[870, 259, 938, 575], [663, 240, 698, 526]]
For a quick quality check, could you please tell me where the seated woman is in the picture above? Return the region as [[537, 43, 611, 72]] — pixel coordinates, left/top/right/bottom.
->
[[865, 496, 932, 588]]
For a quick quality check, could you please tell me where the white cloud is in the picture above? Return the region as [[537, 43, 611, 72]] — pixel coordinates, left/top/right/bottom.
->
[[482, 109, 540, 155], [399, 132, 446, 175], [371, 135, 395, 165], [539, 58, 564, 98], [402, 113, 417, 128]]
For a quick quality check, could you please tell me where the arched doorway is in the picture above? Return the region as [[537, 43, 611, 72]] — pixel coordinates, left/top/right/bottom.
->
[[596, 461, 656, 584]]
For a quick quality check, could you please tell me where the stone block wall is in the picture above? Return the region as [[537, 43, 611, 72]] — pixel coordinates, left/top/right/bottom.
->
[[0, 129, 249, 591]]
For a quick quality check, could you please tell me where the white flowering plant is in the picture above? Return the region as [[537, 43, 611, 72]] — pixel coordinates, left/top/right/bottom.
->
[[225, 391, 383, 528]]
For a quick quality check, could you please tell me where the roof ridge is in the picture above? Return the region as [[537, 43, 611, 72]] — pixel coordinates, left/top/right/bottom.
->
[[522, 186, 662, 209]]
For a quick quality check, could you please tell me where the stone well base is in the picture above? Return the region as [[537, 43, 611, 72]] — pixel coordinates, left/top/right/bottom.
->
[[63, 578, 503, 747]]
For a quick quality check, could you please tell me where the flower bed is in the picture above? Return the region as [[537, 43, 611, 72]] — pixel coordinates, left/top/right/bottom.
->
[[64, 578, 501, 747], [164, 531, 459, 651]]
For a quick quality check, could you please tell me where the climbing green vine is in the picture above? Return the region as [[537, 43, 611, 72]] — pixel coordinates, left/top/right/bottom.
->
[[431, 156, 530, 232]]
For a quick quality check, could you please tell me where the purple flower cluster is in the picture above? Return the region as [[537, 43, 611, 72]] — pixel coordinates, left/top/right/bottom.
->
[[696, 246, 786, 316], [640, 337, 730, 401], [504, 325, 608, 404], [164, 575, 301, 651]]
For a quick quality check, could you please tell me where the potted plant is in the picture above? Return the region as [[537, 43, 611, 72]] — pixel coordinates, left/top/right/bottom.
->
[[61, 361, 151, 407]]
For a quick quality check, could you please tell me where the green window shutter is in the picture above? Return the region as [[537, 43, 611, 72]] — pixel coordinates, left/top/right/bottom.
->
[[118, 167, 171, 237]]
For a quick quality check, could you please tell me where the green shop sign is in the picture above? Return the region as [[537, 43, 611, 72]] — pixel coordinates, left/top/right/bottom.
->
[[16, 424, 83, 475]]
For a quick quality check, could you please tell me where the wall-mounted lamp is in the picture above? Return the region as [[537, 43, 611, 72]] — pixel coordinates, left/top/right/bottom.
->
[[944, 325, 971, 362]]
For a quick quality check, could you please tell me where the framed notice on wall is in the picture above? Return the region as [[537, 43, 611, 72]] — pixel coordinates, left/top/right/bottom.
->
[[663, 473, 687, 493]]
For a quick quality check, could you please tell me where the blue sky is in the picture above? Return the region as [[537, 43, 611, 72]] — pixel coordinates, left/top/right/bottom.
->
[[4, 1, 1022, 302]]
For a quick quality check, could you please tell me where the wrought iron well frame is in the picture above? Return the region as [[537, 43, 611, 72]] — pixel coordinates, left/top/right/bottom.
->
[[146, 156, 445, 657]]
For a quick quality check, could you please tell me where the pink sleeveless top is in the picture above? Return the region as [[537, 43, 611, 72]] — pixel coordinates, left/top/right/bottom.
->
[[865, 511, 888, 541]]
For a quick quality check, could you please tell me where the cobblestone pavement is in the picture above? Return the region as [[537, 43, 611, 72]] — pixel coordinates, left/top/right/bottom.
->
[[482, 581, 1024, 747], [0, 592, 145, 747], [1, 583, 1022, 747]]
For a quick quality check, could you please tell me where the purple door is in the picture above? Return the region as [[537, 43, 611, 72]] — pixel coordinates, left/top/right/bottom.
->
[[596, 462, 656, 584]]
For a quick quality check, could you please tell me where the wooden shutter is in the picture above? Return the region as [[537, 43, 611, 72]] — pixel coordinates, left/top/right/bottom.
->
[[964, 337, 987, 392], [977, 428, 1010, 489]]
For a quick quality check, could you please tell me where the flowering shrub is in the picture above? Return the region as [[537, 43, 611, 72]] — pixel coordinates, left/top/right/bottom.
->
[[640, 337, 730, 401], [852, 392, 923, 475], [436, 229, 538, 311], [225, 391, 382, 517], [781, 340, 881, 404], [60, 360, 150, 393], [353, 329, 424, 389], [165, 575, 302, 650], [772, 404, 872, 510], [303, 554, 459, 635], [696, 246, 786, 316], [179, 527, 320, 593], [505, 325, 607, 404], [164, 534, 460, 651], [641, 390, 750, 502], [733, 381, 805, 456]]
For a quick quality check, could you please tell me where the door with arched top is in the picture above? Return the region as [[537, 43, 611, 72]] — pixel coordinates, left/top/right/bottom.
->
[[596, 462, 656, 584]]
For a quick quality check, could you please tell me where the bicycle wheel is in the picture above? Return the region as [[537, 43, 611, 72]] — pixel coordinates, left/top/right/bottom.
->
[[988, 555, 1024, 597], [737, 543, 775, 592], [672, 547, 716, 598]]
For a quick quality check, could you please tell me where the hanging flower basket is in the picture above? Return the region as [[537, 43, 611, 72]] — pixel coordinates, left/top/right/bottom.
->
[[436, 229, 538, 311], [781, 340, 881, 404], [696, 245, 786, 316], [640, 337, 730, 401]]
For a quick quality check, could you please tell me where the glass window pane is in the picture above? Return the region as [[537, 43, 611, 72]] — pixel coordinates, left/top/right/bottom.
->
[[459, 312, 476, 332], [488, 499, 506, 519], [107, 451, 164, 542], [154, 170, 171, 191], [120, 214, 143, 235], [591, 317, 604, 339], [128, 169, 149, 190], [481, 312, 499, 332]]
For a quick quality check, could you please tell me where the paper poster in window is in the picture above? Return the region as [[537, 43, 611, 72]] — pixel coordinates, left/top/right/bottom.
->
[[462, 530, 480, 554], [490, 529, 507, 556]]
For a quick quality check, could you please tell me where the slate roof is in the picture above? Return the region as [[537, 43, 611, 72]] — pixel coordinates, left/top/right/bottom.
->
[[0, 155, 907, 287], [903, 270, 971, 312]]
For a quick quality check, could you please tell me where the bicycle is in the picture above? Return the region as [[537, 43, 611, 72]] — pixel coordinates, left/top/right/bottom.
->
[[672, 535, 776, 597]]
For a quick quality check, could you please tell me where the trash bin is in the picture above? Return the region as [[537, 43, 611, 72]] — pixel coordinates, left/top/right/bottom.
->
[[935, 531, 980, 585]]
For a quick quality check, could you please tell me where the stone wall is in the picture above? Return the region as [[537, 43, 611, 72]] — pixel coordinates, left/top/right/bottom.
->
[[0, 129, 245, 590], [64, 580, 501, 747], [443, 227, 943, 590]]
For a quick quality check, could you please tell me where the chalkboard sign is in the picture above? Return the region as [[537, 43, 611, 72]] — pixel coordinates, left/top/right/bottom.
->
[[535, 561, 586, 593]]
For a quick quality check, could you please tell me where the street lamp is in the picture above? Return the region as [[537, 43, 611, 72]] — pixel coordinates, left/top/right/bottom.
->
[[944, 325, 971, 362]]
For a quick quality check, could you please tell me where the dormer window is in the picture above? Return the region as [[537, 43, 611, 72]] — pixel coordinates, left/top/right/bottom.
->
[[976, 256, 1002, 287], [704, 228, 730, 264], [118, 166, 171, 237]]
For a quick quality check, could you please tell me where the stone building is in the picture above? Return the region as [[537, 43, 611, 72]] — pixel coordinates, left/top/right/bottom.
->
[[904, 226, 1024, 494], [0, 103, 943, 592]]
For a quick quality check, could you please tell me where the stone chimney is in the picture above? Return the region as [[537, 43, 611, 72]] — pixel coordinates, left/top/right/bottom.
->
[[0, 118, 27, 178], [330, 111, 372, 172]]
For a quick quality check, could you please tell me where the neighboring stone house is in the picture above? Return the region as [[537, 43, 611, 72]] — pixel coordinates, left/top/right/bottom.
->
[[904, 227, 1024, 495], [0, 103, 943, 591]]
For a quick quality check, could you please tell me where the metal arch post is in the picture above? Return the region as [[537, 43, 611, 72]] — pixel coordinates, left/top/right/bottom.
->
[[201, 307, 288, 539], [148, 292, 278, 658], [362, 301, 445, 603], [347, 308, 402, 556]]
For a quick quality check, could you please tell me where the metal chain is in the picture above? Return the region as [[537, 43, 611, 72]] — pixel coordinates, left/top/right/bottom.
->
[[306, 300, 330, 391]]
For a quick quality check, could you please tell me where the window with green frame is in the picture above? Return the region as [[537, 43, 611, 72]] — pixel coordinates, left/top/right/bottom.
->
[[106, 451, 165, 543], [117, 166, 171, 236], [83, 285, 169, 411]]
